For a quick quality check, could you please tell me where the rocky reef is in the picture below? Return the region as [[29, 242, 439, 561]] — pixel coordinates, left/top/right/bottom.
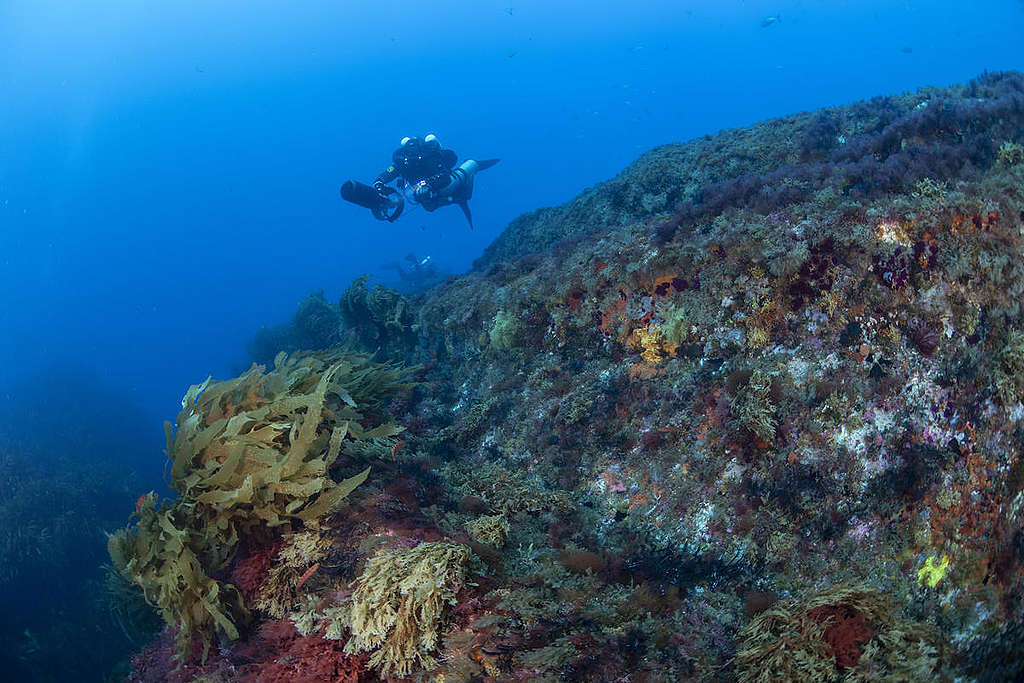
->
[[113, 71, 1024, 681], [0, 367, 159, 681]]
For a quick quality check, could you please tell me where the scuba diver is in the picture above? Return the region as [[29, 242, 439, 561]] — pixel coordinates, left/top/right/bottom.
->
[[380, 252, 447, 292], [340, 134, 499, 229]]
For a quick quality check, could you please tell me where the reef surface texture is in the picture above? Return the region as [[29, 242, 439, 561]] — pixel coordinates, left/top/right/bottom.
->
[[115, 72, 1024, 681]]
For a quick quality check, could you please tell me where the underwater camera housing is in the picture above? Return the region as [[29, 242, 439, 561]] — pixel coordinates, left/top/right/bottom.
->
[[340, 181, 404, 222]]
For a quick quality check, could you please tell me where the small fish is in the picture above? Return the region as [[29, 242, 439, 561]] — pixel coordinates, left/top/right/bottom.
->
[[508, 51, 517, 58], [900, 46, 913, 54], [296, 562, 320, 589], [760, 15, 780, 28]]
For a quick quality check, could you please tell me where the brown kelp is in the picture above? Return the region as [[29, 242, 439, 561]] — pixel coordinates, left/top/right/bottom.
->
[[109, 350, 412, 662]]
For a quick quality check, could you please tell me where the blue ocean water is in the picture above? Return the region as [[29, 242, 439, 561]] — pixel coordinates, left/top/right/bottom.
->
[[2, 0, 1021, 447], [0, 0, 1022, 678]]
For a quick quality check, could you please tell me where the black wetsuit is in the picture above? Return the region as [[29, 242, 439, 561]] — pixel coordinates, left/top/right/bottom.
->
[[374, 139, 457, 209]]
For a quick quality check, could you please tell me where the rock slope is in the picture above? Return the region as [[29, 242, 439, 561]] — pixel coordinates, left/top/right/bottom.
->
[[119, 71, 1024, 681]]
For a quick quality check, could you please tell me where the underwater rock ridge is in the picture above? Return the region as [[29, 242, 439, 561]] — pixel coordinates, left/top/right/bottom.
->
[[118, 71, 1024, 681], [477, 70, 1024, 267]]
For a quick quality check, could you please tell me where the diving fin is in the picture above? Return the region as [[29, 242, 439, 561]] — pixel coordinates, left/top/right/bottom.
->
[[448, 159, 498, 228], [458, 200, 474, 230]]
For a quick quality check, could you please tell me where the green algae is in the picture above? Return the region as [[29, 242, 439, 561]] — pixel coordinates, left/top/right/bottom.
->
[[488, 309, 520, 351], [464, 513, 510, 547]]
